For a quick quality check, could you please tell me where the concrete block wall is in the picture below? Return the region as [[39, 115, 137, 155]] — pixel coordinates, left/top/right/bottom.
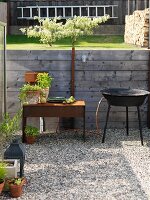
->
[[6, 50, 150, 129]]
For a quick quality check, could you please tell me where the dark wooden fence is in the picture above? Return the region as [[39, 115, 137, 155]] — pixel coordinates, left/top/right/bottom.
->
[[8, 0, 149, 27], [6, 50, 150, 130]]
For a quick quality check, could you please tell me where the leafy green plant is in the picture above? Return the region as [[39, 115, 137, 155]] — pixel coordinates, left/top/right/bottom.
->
[[36, 72, 53, 88], [19, 84, 41, 93], [20, 17, 64, 46], [25, 125, 39, 137], [21, 16, 110, 48], [19, 84, 41, 104], [0, 109, 22, 138], [64, 15, 110, 47], [0, 162, 7, 183], [9, 177, 23, 185]]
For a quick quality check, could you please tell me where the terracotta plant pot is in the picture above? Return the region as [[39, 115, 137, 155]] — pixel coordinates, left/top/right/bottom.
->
[[26, 136, 36, 144], [21, 177, 27, 186], [9, 184, 23, 198], [25, 71, 48, 83], [0, 181, 5, 194], [25, 72, 38, 83]]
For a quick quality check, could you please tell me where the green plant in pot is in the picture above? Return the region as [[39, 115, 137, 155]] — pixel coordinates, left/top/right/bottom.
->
[[25, 125, 39, 144], [36, 72, 53, 103], [19, 84, 41, 105], [0, 162, 7, 194], [0, 110, 22, 191], [9, 177, 25, 198], [0, 109, 22, 155]]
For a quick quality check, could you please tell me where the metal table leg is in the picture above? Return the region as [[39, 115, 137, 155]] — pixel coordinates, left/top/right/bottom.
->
[[83, 107, 85, 142], [126, 106, 129, 136], [43, 117, 46, 131], [22, 116, 26, 143], [137, 106, 144, 146], [102, 105, 111, 143]]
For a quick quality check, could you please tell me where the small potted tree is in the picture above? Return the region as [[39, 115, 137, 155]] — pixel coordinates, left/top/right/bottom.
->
[[0, 162, 7, 194], [9, 177, 25, 198], [19, 84, 41, 105], [25, 125, 39, 144], [0, 110, 22, 181], [36, 72, 53, 102]]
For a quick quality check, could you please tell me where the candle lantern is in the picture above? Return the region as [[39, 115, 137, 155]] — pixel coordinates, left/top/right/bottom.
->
[[4, 139, 25, 177]]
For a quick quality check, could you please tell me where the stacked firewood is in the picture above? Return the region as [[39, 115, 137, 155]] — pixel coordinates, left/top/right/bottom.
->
[[124, 9, 149, 47]]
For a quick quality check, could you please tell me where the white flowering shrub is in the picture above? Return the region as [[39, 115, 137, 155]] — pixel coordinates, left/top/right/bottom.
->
[[20, 17, 64, 46], [20, 15, 110, 47], [64, 15, 110, 47]]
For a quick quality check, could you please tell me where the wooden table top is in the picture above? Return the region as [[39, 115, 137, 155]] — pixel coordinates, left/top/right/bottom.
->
[[23, 100, 85, 107]]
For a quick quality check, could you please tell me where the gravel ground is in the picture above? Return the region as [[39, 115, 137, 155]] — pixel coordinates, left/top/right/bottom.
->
[[1, 128, 150, 200]]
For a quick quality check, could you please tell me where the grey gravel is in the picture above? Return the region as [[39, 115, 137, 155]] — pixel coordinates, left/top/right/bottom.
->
[[1, 128, 150, 200]]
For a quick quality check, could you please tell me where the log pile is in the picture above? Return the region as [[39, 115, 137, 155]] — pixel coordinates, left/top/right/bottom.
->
[[124, 9, 149, 47]]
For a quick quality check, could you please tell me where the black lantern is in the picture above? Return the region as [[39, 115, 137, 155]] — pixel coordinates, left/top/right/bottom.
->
[[4, 139, 25, 177]]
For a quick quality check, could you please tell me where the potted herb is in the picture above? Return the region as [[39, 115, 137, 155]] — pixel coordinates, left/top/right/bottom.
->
[[9, 177, 25, 198], [25, 125, 39, 144], [19, 84, 41, 105], [36, 72, 53, 103], [0, 162, 7, 194]]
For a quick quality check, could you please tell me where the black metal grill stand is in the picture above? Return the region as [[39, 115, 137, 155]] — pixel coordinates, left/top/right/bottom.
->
[[102, 105, 144, 146]]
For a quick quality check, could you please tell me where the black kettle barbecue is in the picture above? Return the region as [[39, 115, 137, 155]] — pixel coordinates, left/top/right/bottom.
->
[[101, 88, 150, 145]]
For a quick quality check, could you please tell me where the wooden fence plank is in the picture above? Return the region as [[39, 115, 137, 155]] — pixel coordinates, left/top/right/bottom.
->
[[6, 50, 150, 129], [0, 3, 7, 23]]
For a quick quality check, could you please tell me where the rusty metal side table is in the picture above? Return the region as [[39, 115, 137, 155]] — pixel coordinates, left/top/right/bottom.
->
[[22, 100, 86, 142]]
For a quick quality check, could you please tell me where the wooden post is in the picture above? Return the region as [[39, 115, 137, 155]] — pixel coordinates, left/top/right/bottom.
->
[[128, 0, 130, 15], [136, 0, 139, 10], [71, 47, 75, 97], [149, 0, 150, 48], [147, 51, 150, 128], [70, 47, 75, 128], [144, 0, 147, 9], [7, 1, 10, 34], [147, 0, 150, 128], [4, 25, 6, 113]]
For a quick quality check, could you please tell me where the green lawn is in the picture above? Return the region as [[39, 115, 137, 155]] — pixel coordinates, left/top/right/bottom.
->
[[7, 35, 142, 50]]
